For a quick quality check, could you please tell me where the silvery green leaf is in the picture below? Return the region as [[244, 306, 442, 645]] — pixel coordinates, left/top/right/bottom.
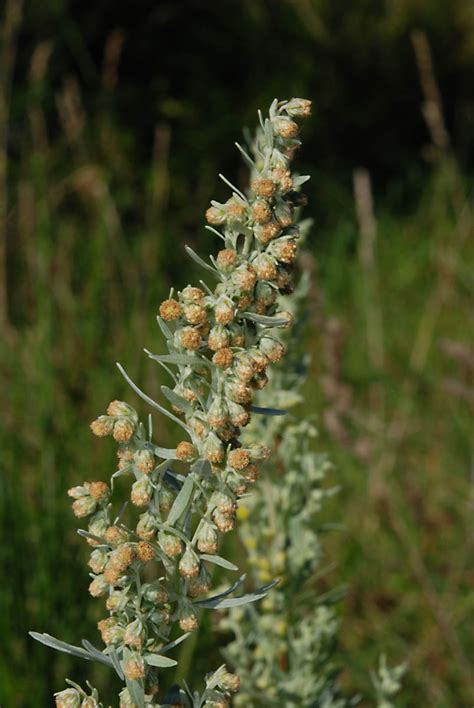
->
[[292, 174, 311, 187], [269, 98, 279, 119], [163, 469, 183, 492], [250, 405, 287, 416], [194, 574, 246, 607], [156, 316, 173, 341], [200, 554, 238, 571], [150, 444, 178, 460], [264, 118, 274, 147], [196, 579, 278, 609], [191, 458, 212, 477], [158, 632, 191, 654], [146, 351, 210, 368], [77, 529, 106, 545], [161, 386, 194, 414], [114, 501, 129, 524], [167, 476, 194, 526], [242, 312, 289, 327], [126, 679, 144, 708], [234, 142, 255, 168], [29, 632, 106, 665], [218, 173, 247, 201], [184, 245, 219, 276], [109, 647, 125, 679], [144, 653, 178, 668], [81, 640, 118, 673], [116, 363, 190, 432]]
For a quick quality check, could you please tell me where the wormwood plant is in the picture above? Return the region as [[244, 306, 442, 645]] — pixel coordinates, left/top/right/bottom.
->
[[30, 97, 316, 706], [221, 262, 404, 707]]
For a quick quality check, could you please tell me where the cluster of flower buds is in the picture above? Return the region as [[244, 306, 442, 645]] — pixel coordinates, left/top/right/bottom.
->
[[59, 98, 310, 705], [55, 683, 101, 708]]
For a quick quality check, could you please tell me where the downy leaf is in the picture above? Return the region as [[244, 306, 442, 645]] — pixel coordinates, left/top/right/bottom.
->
[[193, 574, 246, 607], [200, 554, 238, 571], [250, 405, 287, 416], [144, 653, 178, 668], [116, 363, 190, 432], [184, 245, 219, 276], [158, 632, 191, 655], [126, 679, 145, 708], [109, 647, 125, 679], [195, 579, 278, 609], [156, 316, 173, 341], [29, 632, 111, 666], [242, 312, 290, 327], [167, 476, 194, 526], [191, 458, 212, 477], [146, 351, 210, 368], [161, 386, 194, 414]]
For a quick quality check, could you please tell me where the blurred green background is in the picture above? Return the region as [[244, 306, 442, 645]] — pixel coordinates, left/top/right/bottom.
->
[[1, 0, 473, 706]]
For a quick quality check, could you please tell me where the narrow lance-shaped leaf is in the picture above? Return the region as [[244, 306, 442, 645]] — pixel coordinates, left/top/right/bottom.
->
[[126, 679, 145, 708], [200, 554, 239, 571], [250, 405, 288, 416], [167, 475, 195, 526], [116, 362, 190, 432], [195, 579, 279, 609], [161, 385, 194, 414], [184, 245, 220, 276], [144, 653, 178, 668]]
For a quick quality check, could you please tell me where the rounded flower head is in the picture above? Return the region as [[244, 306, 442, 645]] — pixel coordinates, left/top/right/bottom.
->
[[271, 166, 293, 192], [214, 300, 235, 325], [285, 97, 312, 117], [54, 688, 81, 708], [136, 512, 157, 541], [212, 348, 233, 369], [274, 116, 299, 139], [133, 449, 155, 474], [98, 617, 125, 645], [184, 303, 207, 325], [176, 440, 195, 461], [178, 546, 201, 578], [131, 476, 153, 507], [88, 574, 109, 597], [104, 525, 129, 546], [113, 417, 135, 443], [251, 178, 276, 198], [136, 541, 155, 563], [181, 286, 205, 303], [206, 204, 226, 225], [72, 496, 97, 518], [124, 618, 145, 648], [225, 197, 247, 224], [159, 298, 182, 321], [219, 670, 241, 693], [202, 431, 225, 463], [254, 220, 282, 245], [90, 415, 114, 437], [87, 481, 110, 502], [177, 326, 202, 351], [179, 605, 199, 632], [123, 652, 146, 680], [159, 531, 182, 558], [227, 448, 250, 470], [197, 522, 218, 554], [251, 199, 272, 224], [208, 324, 230, 351], [107, 400, 136, 417], [216, 248, 237, 273]]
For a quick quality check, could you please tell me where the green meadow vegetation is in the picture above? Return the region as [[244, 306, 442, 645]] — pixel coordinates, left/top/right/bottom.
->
[[1, 1, 473, 706]]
